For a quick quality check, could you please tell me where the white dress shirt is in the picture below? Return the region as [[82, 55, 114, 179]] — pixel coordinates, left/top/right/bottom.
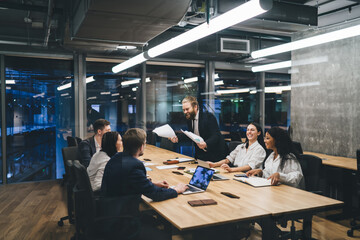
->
[[87, 151, 110, 191], [262, 152, 305, 189], [94, 137, 101, 153], [226, 141, 266, 170], [192, 110, 200, 136]]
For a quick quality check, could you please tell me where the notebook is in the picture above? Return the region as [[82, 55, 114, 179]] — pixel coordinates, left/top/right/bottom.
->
[[183, 166, 215, 195], [197, 159, 229, 181], [233, 176, 272, 187]]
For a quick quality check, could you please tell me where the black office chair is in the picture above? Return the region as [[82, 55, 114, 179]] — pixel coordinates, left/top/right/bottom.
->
[[72, 160, 141, 240], [67, 136, 78, 147], [347, 149, 360, 237], [75, 137, 82, 145], [228, 141, 242, 152], [58, 146, 80, 226], [292, 141, 303, 155], [160, 138, 175, 151], [278, 154, 322, 240]]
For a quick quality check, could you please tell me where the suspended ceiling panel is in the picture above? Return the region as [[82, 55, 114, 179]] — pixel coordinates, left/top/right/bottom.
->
[[71, 0, 191, 45]]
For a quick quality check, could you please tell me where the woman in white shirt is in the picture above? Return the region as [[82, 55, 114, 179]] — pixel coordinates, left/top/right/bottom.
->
[[87, 131, 122, 192], [209, 123, 266, 173], [247, 127, 304, 189]]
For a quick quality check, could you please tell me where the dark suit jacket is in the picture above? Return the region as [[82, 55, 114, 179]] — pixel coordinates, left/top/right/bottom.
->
[[101, 152, 178, 202], [78, 136, 96, 167], [179, 111, 229, 162]]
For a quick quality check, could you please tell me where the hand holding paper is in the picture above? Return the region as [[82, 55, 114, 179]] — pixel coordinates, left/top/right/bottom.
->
[[153, 124, 176, 138]]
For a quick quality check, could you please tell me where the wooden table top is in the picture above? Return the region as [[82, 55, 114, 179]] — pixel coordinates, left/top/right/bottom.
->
[[304, 151, 357, 171], [141, 145, 343, 231]]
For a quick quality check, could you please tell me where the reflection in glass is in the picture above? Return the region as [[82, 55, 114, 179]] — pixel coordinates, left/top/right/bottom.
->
[[5, 56, 74, 183]]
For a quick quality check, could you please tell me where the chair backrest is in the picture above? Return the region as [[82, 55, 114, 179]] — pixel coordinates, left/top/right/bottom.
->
[[228, 141, 242, 152], [62, 146, 80, 180], [75, 137, 82, 145], [72, 160, 141, 239], [292, 141, 303, 155], [160, 138, 174, 151], [67, 136, 78, 147], [72, 160, 96, 232], [298, 154, 322, 192]]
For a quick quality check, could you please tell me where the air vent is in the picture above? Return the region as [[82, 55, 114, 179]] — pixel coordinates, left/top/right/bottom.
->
[[220, 38, 250, 54]]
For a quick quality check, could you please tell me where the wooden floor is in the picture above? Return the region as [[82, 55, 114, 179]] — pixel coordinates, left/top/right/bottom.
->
[[0, 180, 359, 240]]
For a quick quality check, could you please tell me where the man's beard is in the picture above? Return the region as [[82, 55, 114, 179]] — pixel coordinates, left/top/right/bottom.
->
[[185, 110, 196, 120]]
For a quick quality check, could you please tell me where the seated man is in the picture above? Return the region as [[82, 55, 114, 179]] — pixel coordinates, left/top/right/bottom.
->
[[79, 118, 111, 167], [101, 128, 187, 201]]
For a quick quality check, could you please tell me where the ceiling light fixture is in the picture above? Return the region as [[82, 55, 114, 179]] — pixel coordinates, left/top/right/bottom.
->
[[120, 77, 151, 86], [6, 80, 16, 84], [86, 76, 95, 83], [252, 60, 292, 72], [57, 82, 72, 91], [265, 86, 291, 93], [216, 88, 250, 94], [214, 80, 224, 86], [117, 45, 137, 50], [251, 24, 360, 59], [112, 0, 272, 73], [183, 77, 198, 84]]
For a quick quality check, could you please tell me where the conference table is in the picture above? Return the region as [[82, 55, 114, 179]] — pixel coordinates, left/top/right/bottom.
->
[[140, 145, 343, 239], [304, 151, 357, 171]]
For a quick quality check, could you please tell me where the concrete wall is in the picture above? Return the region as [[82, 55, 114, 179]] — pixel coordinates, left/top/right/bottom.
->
[[291, 21, 360, 158]]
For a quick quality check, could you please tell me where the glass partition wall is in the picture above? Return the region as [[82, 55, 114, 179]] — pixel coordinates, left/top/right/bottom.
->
[[4, 56, 74, 183]]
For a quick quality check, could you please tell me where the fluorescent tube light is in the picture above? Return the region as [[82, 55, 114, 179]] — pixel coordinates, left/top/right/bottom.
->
[[61, 93, 69, 97], [100, 92, 111, 95], [184, 77, 198, 84], [117, 45, 137, 50], [214, 80, 224, 86], [132, 87, 137, 91], [216, 88, 250, 94], [87, 96, 97, 100], [252, 24, 360, 59], [250, 90, 257, 94], [112, 0, 272, 73], [214, 73, 219, 79], [111, 93, 120, 96], [112, 53, 147, 73], [86, 76, 95, 83], [6, 80, 15, 84], [252, 61, 292, 72], [265, 86, 291, 93], [121, 78, 151, 86], [57, 82, 72, 91]]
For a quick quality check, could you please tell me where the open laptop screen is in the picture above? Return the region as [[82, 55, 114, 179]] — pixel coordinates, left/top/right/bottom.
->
[[189, 166, 214, 190]]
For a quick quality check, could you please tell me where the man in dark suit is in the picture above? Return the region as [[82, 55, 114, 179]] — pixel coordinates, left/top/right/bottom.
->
[[170, 96, 229, 162], [78, 118, 111, 167], [101, 128, 187, 201]]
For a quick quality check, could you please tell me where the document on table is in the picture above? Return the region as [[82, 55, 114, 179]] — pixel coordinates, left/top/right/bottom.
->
[[167, 158, 193, 163], [152, 124, 176, 138], [233, 176, 272, 187], [181, 129, 204, 143], [156, 165, 179, 170]]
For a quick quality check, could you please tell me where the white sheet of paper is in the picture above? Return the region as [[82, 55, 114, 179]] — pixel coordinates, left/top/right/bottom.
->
[[156, 165, 179, 170], [144, 162, 156, 166], [181, 129, 204, 143], [153, 124, 176, 138]]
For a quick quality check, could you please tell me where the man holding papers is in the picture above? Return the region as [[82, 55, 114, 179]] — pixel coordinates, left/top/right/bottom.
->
[[169, 96, 228, 162]]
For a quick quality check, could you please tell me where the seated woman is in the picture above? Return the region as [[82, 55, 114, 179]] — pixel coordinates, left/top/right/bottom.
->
[[246, 127, 305, 189], [209, 123, 266, 173], [87, 131, 122, 191]]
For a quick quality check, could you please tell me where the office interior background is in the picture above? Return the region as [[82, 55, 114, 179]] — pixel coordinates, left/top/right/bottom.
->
[[0, 0, 359, 185]]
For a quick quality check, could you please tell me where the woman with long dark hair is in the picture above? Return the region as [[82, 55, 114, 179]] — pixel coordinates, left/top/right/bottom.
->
[[209, 122, 266, 173], [87, 131, 122, 191], [247, 127, 304, 188]]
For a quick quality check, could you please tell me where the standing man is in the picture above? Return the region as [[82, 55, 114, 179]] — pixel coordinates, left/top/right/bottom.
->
[[170, 96, 229, 162], [101, 128, 187, 201], [79, 118, 111, 167]]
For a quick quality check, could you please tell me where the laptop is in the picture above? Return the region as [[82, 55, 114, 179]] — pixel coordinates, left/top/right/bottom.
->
[[183, 166, 214, 195], [197, 159, 229, 181]]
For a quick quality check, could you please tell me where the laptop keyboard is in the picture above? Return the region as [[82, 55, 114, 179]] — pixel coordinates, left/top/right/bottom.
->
[[187, 184, 200, 192]]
